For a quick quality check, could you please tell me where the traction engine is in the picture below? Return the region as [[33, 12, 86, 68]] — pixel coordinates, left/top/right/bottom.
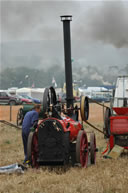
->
[[27, 87, 96, 168], [27, 15, 97, 168]]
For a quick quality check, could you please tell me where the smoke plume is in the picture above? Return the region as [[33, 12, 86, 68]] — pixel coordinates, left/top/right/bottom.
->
[[75, 1, 128, 48]]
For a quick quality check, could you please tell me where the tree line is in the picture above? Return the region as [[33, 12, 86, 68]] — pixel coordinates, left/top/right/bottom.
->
[[1, 64, 127, 89]]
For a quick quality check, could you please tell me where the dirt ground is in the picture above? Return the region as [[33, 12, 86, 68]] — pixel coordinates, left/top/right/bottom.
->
[[0, 103, 128, 193], [0, 103, 107, 124], [0, 105, 22, 123]]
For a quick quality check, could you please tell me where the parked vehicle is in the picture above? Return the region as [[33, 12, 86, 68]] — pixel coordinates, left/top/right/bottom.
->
[[74, 96, 80, 102], [0, 91, 21, 105], [91, 95, 110, 103], [15, 95, 33, 104], [20, 95, 41, 104], [58, 93, 80, 103], [58, 93, 66, 103]]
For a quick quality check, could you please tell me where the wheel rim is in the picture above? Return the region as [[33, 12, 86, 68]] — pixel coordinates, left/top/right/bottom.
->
[[76, 130, 88, 168], [80, 96, 89, 121], [27, 132, 33, 161], [49, 87, 57, 105], [80, 131, 88, 167], [90, 133, 96, 164], [31, 133, 39, 168], [10, 101, 15, 105], [42, 87, 57, 118]]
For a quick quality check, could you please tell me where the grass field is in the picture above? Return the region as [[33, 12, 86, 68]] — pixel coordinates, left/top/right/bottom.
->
[[0, 104, 128, 193]]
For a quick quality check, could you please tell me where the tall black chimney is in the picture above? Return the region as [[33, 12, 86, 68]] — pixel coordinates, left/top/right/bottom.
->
[[61, 15, 74, 109]]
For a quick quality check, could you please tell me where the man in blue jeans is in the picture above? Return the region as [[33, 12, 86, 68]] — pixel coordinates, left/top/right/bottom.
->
[[22, 104, 41, 163]]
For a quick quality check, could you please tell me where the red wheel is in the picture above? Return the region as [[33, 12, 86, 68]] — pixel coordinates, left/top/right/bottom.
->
[[90, 133, 96, 164], [27, 132, 34, 161], [28, 132, 39, 168], [76, 130, 88, 168], [31, 132, 39, 168]]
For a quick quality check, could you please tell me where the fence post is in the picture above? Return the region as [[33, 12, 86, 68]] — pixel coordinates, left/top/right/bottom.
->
[[10, 105, 12, 122]]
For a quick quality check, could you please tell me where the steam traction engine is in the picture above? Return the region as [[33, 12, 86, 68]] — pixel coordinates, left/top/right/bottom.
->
[[27, 87, 96, 168], [27, 16, 97, 168]]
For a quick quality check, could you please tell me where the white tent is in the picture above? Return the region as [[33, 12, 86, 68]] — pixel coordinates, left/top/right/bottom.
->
[[8, 87, 18, 95]]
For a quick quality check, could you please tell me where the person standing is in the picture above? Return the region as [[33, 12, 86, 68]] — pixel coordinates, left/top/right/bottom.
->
[[22, 104, 41, 163]]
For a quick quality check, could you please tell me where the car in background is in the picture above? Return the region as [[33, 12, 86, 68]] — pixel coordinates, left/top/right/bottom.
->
[[58, 93, 66, 103], [74, 96, 80, 102], [91, 95, 110, 103], [0, 91, 21, 105], [58, 93, 80, 103], [15, 95, 33, 104], [20, 95, 41, 104]]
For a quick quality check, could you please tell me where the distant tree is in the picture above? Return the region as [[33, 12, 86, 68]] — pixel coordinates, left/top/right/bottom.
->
[[0, 64, 120, 89], [0, 65, 65, 89]]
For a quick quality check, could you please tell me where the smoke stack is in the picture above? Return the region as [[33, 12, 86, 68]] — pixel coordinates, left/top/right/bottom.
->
[[61, 15, 74, 108]]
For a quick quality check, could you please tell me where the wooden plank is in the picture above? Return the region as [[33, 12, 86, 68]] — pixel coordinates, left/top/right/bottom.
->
[[0, 120, 21, 129], [107, 145, 124, 159]]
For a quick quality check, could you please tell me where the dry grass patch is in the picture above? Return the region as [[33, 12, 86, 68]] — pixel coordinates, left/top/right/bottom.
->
[[0, 121, 128, 193]]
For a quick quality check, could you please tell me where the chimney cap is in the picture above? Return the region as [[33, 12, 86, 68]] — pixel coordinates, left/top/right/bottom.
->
[[60, 15, 72, 21]]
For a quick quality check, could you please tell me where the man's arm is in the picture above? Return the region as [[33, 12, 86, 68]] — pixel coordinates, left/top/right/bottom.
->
[[31, 112, 39, 128]]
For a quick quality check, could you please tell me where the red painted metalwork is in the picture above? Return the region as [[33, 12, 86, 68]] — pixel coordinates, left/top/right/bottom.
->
[[113, 107, 128, 115], [109, 115, 128, 149], [38, 117, 83, 142], [102, 142, 109, 155], [103, 107, 128, 153], [110, 116, 128, 134], [31, 132, 39, 168], [109, 135, 114, 150], [80, 131, 88, 167]]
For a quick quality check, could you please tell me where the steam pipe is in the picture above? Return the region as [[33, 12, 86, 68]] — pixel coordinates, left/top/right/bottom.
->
[[61, 15, 74, 109]]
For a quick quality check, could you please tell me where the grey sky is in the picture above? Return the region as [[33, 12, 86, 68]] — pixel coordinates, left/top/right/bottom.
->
[[0, 0, 128, 76]]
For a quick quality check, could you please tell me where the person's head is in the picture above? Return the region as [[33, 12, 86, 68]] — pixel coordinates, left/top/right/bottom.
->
[[34, 104, 41, 113]]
